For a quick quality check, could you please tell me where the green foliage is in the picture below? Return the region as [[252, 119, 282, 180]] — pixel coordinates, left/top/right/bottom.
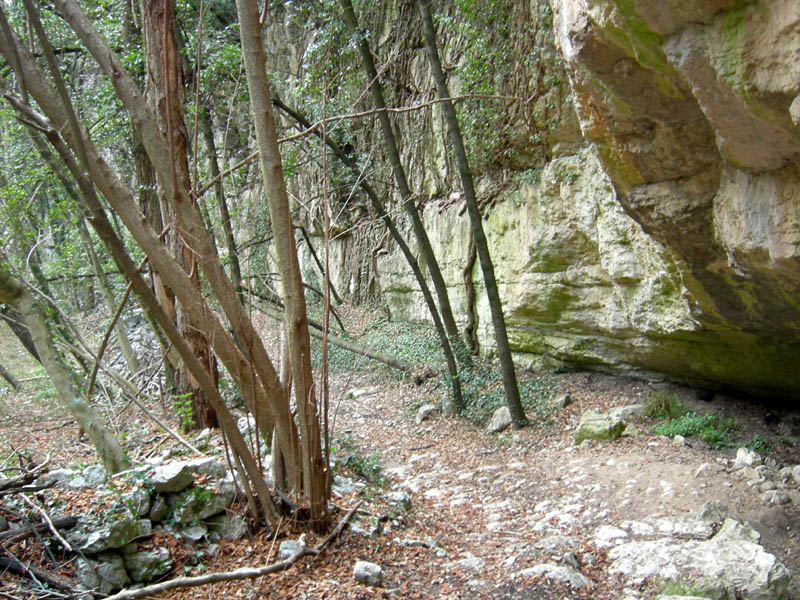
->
[[654, 411, 739, 449], [658, 579, 707, 597], [173, 392, 194, 431], [460, 361, 555, 428], [746, 434, 770, 454], [331, 433, 385, 487]]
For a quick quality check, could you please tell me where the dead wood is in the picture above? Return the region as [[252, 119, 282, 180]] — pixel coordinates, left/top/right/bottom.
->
[[0, 516, 77, 544]]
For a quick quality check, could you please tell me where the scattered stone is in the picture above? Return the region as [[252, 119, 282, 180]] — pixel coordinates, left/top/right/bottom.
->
[[574, 411, 626, 445], [386, 489, 412, 511], [149, 495, 168, 522], [278, 539, 305, 560], [552, 393, 573, 409], [121, 488, 151, 517], [487, 406, 512, 433], [37, 468, 76, 487], [123, 548, 172, 583], [171, 480, 235, 523], [652, 517, 714, 540], [454, 552, 485, 572], [792, 465, 800, 486], [697, 500, 728, 524], [672, 435, 687, 447], [415, 403, 440, 425], [207, 514, 248, 541], [194, 428, 212, 450], [535, 535, 577, 554], [593, 525, 629, 548], [694, 463, 722, 478], [516, 563, 593, 589], [353, 560, 383, 587], [150, 462, 194, 493], [734, 447, 762, 469], [75, 553, 130, 594], [180, 524, 207, 541], [763, 490, 791, 505]]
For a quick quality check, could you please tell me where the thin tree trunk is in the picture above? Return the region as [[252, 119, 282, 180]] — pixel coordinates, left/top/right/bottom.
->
[[0, 267, 129, 474], [141, 0, 218, 431], [0, 362, 19, 389], [0, 305, 40, 363], [0, 15, 283, 522], [236, 0, 328, 526], [272, 97, 463, 411], [417, 0, 527, 427], [198, 104, 243, 297], [339, 0, 471, 374], [46, 0, 303, 489]]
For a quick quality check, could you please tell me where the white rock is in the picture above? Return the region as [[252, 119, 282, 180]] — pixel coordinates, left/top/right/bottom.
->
[[487, 406, 512, 433], [734, 447, 762, 469], [353, 560, 382, 586]]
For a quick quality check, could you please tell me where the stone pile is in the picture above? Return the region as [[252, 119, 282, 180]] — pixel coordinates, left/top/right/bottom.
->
[[36, 457, 246, 595]]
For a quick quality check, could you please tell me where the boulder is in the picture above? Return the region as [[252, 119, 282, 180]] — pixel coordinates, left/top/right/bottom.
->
[[487, 406, 512, 434], [150, 462, 194, 493], [574, 411, 626, 445], [608, 519, 790, 599], [123, 547, 172, 583], [82, 465, 107, 487], [121, 488, 151, 518], [353, 560, 383, 587], [75, 553, 129, 594]]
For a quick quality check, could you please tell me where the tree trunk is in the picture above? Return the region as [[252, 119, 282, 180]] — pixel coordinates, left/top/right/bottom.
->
[[141, 0, 218, 431], [0, 362, 19, 390], [236, 0, 328, 526], [339, 0, 471, 374], [272, 97, 463, 410], [198, 104, 243, 298], [0, 305, 40, 363], [417, 0, 527, 427], [0, 267, 129, 474]]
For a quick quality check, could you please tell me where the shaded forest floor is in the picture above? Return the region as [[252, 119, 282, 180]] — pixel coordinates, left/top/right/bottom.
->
[[1, 310, 800, 599]]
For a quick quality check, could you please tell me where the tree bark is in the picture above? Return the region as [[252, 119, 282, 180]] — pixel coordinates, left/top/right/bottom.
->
[[0, 305, 40, 363], [141, 0, 218, 431], [198, 104, 243, 298], [0, 267, 130, 474], [236, 0, 328, 525], [339, 0, 471, 375], [417, 0, 527, 427]]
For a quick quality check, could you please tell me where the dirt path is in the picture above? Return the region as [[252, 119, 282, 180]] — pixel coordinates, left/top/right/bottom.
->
[[328, 370, 800, 599]]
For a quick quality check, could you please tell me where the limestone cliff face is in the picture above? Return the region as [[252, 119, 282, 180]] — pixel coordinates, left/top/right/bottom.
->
[[272, 1, 799, 396]]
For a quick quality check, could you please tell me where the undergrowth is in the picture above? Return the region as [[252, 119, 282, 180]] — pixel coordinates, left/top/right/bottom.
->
[[648, 392, 739, 449]]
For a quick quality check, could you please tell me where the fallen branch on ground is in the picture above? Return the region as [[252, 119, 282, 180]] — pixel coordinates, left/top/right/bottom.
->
[[0, 516, 77, 545], [102, 502, 362, 600]]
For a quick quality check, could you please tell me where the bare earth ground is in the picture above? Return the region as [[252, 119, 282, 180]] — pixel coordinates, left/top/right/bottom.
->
[[1, 315, 800, 599]]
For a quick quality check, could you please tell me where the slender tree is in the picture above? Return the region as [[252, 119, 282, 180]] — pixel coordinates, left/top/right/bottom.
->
[[417, 0, 527, 427], [0, 266, 130, 474], [272, 97, 463, 411], [339, 0, 471, 381], [236, 0, 328, 525], [141, 0, 219, 430]]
